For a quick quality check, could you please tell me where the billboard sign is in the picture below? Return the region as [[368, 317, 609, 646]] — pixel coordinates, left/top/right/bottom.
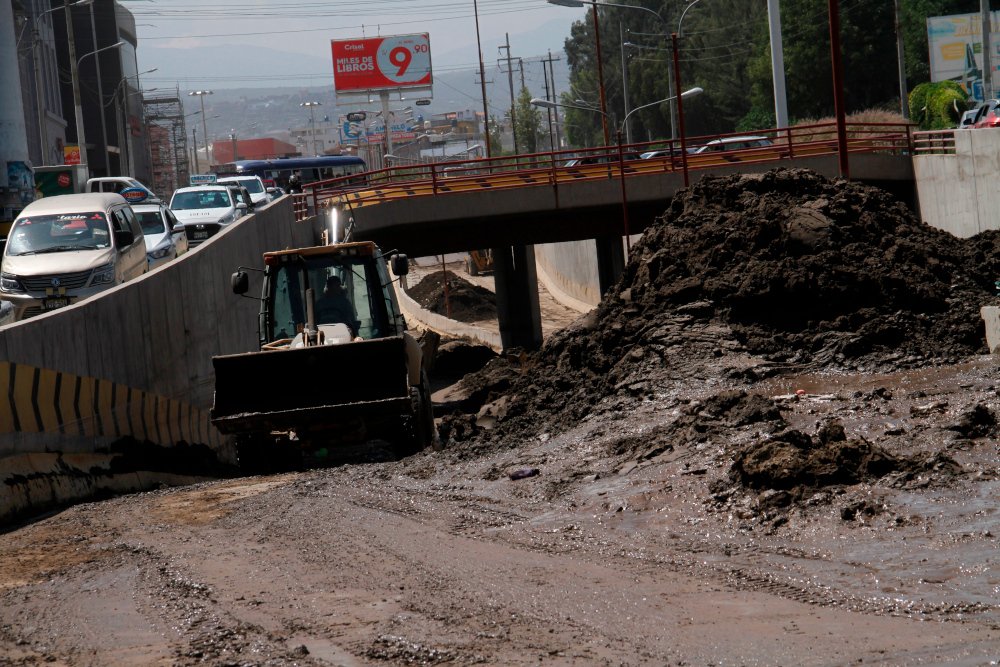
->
[[332, 34, 432, 98], [927, 12, 1000, 103]]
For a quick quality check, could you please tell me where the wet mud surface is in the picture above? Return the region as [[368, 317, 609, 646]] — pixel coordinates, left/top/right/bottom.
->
[[2, 169, 1000, 665]]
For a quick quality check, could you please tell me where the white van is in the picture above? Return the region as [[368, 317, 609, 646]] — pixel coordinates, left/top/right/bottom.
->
[[85, 177, 158, 202], [0, 193, 148, 321], [169, 185, 245, 247]]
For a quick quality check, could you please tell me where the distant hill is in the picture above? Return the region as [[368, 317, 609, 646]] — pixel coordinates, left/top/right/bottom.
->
[[138, 18, 574, 143]]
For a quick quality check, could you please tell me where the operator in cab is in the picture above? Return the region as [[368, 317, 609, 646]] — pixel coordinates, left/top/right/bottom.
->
[[315, 275, 359, 334]]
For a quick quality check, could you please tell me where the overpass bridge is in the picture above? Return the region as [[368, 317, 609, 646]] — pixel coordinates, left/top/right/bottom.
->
[[307, 121, 916, 349]]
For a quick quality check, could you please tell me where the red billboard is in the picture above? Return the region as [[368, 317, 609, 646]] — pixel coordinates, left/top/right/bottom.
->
[[331, 34, 432, 94]]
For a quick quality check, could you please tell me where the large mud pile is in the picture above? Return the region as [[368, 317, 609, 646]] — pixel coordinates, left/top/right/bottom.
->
[[406, 270, 497, 323], [445, 169, 1000, 451]]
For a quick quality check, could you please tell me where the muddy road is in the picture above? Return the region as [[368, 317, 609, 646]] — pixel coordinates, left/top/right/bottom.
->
[[2, 170, 1000, 665]]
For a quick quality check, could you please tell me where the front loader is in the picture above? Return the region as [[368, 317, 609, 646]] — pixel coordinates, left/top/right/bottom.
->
[[211, 242, 434, 471]]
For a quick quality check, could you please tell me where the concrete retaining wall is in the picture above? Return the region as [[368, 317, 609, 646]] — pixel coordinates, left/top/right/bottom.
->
[[534, 240, 603, 308], [914, 129, 1000, 237], [0, 197, 317, 524]]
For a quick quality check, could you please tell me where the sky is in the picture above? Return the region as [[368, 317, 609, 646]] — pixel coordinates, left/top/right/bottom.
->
[[130, 0, 590, 91]]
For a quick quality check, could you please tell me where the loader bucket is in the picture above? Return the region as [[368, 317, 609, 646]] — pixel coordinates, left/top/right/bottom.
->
[[211, 335, 411, 436]]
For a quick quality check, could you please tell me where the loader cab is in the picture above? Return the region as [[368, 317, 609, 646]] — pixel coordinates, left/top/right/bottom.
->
[[255, 243, 407, 348]]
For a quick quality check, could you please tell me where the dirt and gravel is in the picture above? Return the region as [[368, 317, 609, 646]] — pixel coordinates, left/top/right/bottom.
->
[[3, 168, 1000, 666]]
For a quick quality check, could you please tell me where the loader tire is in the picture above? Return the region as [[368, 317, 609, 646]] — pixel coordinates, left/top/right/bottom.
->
[[467, 257, 479, 276], [235, 435, 268, 475], [395, 372, 435, 459]]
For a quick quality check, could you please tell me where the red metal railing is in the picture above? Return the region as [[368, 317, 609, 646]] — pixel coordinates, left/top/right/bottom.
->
[[299, 121, 916, 217]]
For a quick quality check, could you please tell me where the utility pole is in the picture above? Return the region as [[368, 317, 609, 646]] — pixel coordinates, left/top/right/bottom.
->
[[473, 0, 491, 159], [192, 127, 199, 174], [500, 34, 518, 154], [546, 50, 562, 150], [983, 0, 994, 101], [542, 56, 555, 149]]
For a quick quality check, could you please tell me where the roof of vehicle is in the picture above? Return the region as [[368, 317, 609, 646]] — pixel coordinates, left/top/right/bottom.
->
[[18, 192, 127, 216], [131, 201, 167, 211], [704, 135, 772, 144], [218, 175, 262, 182], [263, 241, 378, 261], [173, 185, 231, 193]]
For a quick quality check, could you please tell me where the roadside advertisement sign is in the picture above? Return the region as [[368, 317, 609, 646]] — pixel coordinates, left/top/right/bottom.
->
[[331, 34, 432, 97], [64, 145, 81, 165], [928, 12, 1000, 102]]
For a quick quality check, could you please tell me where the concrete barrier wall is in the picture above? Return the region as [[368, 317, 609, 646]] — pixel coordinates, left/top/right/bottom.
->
[[0, 197, 316, 523], [914, 129, 1000, 237], [534, 240, 603, 308]]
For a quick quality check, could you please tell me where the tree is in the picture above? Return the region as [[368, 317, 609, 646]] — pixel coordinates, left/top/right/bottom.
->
[[488, 115, 504, 157], [558, 0, 970, 141], [513, 87, 543, 154]]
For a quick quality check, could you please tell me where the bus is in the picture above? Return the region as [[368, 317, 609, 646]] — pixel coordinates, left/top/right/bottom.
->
[[213, 156, 367, 192]]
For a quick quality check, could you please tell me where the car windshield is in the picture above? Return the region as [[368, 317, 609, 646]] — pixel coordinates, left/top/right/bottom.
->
[[238, 179, 264, 194], [6, 212, 111, 256], [135, 210, 166, 235], [171, 190, 231, 210]]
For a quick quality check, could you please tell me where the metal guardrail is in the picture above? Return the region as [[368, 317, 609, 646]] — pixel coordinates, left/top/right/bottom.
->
[[303, 121, 916, 213], [913, 129, 957, 155]]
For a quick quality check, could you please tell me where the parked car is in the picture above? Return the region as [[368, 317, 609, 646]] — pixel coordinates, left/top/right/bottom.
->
[[217, 175, 269, 207], [169, 185, 246, 248], [972, 99, 1000, 128], [132, 200, 189, 269], [0, 193, 148, 321]]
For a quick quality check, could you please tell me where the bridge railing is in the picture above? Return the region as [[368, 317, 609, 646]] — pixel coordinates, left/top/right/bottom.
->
[[303, 121, 916, 212], [913, 129, 957, 155]]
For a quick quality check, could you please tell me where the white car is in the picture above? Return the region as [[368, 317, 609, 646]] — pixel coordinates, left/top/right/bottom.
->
[[168, 185, 246, 247], [217, 175, 269, 207], [132, 201, 189, 269]]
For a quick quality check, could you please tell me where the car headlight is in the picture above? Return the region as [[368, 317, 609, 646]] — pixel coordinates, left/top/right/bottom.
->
[[91, 263, 116, 285], [0, 272, 24, 293], [149, 240, 172, 259], [219, 212, 236, 224]]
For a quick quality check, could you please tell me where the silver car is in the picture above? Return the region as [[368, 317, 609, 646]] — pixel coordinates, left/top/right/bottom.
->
[[132, 201, 189, 269]]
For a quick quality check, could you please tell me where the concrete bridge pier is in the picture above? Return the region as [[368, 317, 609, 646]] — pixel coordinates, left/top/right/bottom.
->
[[595, 235, 625, 295], [492, 244, 543, 351]]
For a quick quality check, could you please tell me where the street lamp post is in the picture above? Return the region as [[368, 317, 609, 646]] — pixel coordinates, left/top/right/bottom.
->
[[64, 0, 94, 168], [77, 39, 123, 175], [301, 101, 321, 155], [30, 0, 92, 165], [188, 90, 213, 165], [111, 67, 156, 175], [532, 86, 703, 252]]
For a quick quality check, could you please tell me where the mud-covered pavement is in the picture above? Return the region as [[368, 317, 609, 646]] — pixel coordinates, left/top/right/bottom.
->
[[2, 169, 1000, 665]]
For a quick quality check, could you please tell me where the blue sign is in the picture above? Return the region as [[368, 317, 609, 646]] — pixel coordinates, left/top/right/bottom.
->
[[190, 173, 217, 185], [119, 186, 149, 204]]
